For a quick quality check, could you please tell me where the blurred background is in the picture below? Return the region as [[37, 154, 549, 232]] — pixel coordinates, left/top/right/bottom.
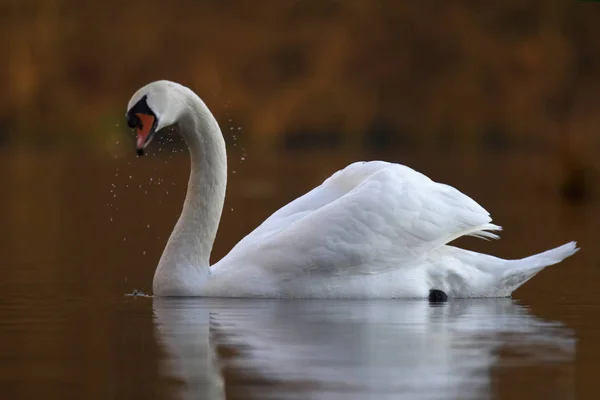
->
[[1, 0, 600, 398], [3, 0, 600, 158]]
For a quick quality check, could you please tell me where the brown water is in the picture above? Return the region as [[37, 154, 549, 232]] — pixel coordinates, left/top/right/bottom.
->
[[1, 146, 599, 399]]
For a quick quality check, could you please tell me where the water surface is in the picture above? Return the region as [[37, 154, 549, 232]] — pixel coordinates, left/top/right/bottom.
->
[[1, 149, 599, 399]]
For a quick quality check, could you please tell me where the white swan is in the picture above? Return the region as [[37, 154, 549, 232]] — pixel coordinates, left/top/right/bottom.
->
[[126, 80, 578, 298]]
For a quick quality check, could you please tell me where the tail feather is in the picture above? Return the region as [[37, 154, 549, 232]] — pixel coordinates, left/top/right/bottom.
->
[[439, 241, 578, 298], [500, 241, 579, 294], [508, 241, 579, 270]]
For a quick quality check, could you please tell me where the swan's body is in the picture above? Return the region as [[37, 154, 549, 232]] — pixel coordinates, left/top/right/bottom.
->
[[126, 80, 578, 298]]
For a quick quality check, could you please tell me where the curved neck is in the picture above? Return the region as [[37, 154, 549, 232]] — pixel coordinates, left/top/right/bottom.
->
[[155, 94, 227, 293]]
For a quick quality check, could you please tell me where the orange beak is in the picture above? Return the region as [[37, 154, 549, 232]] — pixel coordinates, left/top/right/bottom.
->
[[135, 113, 156, 150]]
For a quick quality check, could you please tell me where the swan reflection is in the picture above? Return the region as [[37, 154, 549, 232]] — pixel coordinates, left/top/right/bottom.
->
[[153, 299, 574, 400]]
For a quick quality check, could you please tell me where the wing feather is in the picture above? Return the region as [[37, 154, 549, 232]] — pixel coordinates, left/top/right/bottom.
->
[[217, 161, 501, 279]]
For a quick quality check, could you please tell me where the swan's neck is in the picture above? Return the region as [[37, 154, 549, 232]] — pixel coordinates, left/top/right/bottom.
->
[[154, 96, 227, 295]]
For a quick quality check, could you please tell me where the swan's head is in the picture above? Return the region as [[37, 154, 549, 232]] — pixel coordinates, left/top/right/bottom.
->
[[126, 80, 186, 156]]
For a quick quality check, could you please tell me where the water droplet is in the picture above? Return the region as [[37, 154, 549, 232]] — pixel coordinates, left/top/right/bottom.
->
[[109, 218, 113, 222], [232, 170, 236, 174], [123, 237, 127, 242], [237, 127, 242, 131], [230, 208, 234, 211], [146, 224, 150, 228], [129, 176, 132, 179], [142, 250, 146, 256], [241, 157, 245, 161], [116, 141, 120, 144]]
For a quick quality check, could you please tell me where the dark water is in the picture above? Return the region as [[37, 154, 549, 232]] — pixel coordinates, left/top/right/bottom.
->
[[1, 147, 599, 399]]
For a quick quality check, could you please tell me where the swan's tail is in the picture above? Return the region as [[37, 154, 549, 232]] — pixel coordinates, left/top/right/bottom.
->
[[442, 241, 579, 298], [497, 241, 579, 295]]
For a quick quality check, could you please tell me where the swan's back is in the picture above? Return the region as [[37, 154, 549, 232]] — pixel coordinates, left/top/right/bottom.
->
[[213, 161, 497, 273], [205, 160, 577, 298]]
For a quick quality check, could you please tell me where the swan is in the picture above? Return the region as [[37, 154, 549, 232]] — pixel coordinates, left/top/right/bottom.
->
[[126, 80, 579, 298]]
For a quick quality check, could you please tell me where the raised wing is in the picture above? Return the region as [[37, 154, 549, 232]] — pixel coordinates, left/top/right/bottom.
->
[[217, 161, 500, 279], [229, 162, 391, 251]]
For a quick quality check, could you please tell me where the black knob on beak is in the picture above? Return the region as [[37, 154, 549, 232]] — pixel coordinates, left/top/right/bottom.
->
[[127, 114, 140, 129]]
